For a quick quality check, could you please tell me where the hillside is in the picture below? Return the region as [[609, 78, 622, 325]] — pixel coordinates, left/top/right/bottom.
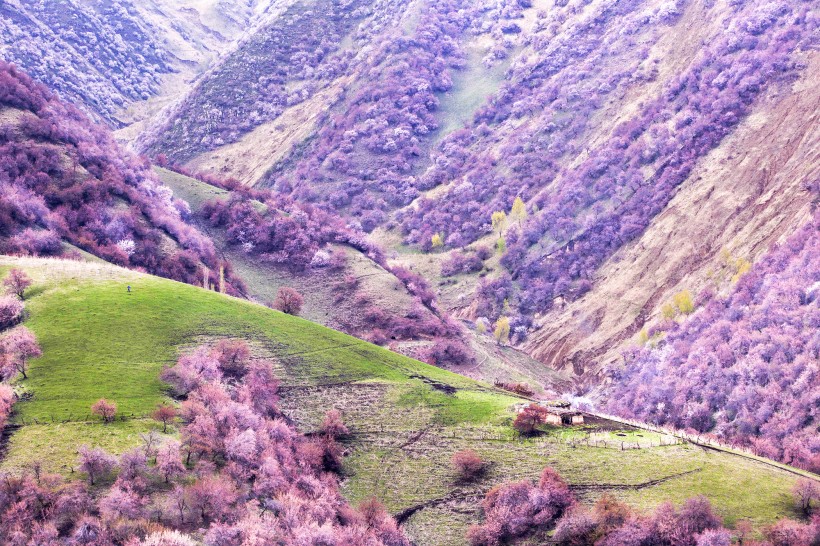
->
[[0, 256, 814, 545], [519, 29, 820, 381], [0, 61, 243, 292], [5, 0, 815, 389], [607, 208, 820, 472], [134, 0, 818, 379], [2, 2, 820, 542], [0, 0, 277, 133], [156, 166, 571, 394]]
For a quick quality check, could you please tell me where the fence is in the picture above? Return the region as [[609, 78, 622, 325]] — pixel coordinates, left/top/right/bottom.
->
[[348, 423, 683, 450], [588, 411, 820, 481]]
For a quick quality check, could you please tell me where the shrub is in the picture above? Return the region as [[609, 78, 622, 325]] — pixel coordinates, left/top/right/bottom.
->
[[425, 340, 474, 367], [513, 403, 548, 435], [0, 384, 15, 429], [673, 290, 695, 314], [452, 449, 485, 481], [0, 295, 24, 330], [553, 508, 600, 546], [468, 467, 573, 545], [320, 409, 349, 439], [495, 381, 535, 397], [91, 399, 117, 423], [212, 339, 251, 377], [273, 287, 303, 316], [141, 530, 198, 546], [494, 317, 511, 345], [441, 251, 484, 277], [793, 478, 819, 516], [3, 269, 32, 299], [77, 445, 117, 485]]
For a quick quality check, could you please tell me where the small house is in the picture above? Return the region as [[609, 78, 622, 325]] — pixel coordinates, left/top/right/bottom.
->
[[514, 401, 585, 427], [545, 412, 562, 426], [546, 407, 585, 426]]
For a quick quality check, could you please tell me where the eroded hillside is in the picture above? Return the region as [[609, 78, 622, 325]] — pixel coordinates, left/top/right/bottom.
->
[[524, 49, 820, 380]]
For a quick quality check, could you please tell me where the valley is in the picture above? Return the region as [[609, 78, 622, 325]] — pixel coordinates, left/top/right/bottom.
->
[[0, 256, 810, 545], [0, 0, 818, 544]]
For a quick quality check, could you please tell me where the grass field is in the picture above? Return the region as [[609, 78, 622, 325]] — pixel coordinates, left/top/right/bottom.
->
[[0, 256, 811, 545]]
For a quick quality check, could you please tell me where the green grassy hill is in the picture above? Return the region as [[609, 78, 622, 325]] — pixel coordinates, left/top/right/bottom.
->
[[0, 256, 809, 545]]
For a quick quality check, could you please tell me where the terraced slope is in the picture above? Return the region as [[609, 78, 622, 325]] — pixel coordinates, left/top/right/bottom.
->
[[0, 256, 810, 545]]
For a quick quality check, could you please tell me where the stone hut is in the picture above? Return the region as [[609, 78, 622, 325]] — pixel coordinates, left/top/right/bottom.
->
[[546, 407, 585, 426], [514, 401, 585, 426]]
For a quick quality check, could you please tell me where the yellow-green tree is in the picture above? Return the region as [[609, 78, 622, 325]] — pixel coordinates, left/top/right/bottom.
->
[[661, 303, 677, 319], [494, 317, 510, 345], [491, 211, 507, 235], [431, 233, 444, 248], [637, 329, 649, 345], [511, 196, 527, 224], [731, 258, 751, 283], [673, 290, 694, 314]]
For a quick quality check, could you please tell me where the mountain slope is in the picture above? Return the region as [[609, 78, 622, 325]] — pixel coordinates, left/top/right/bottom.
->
[[0, 0, 277, 131], [0, 256, 810, 545], [523, 50, 820, 378], [607, 207, 820, 472], [135, 0, 818, 374], [155, 166, 571, 394], [0, 61, 241, 291], [154, 166, 453, 343]]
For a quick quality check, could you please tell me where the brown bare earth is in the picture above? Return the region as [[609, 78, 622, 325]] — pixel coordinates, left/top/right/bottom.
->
[[185, 77, 352, 185]]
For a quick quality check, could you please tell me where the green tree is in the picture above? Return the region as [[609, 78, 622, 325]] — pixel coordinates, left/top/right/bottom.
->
[[431, 233, 444, 248]]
